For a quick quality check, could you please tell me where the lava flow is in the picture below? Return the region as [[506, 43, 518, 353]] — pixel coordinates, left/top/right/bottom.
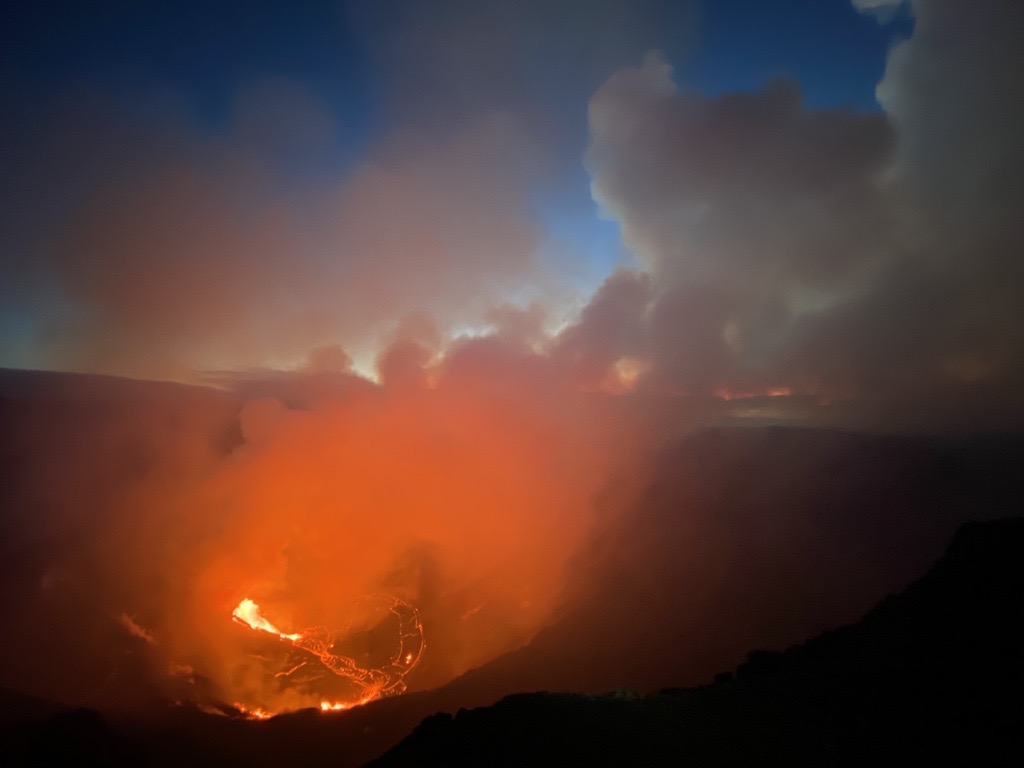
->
[[230, 596, 425, 717]]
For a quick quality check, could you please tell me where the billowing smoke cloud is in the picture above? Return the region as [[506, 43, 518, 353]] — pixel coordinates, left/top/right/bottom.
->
[[8, 0, 1018, 423], [175, 351, 630, 710], [0, 341, 688, 713], [584, 53, 897, 395], [571, 1, 1024, 422]]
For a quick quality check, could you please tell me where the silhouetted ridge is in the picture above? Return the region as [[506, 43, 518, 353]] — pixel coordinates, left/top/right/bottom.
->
[[369, 518, 1024, 767], [0, 701, 139, 768]]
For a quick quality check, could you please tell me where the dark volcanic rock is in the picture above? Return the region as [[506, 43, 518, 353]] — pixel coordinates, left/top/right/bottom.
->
[[0, 706, 139, 767], [369, 518, 1024, 767], [440, 428, 1024, 702]]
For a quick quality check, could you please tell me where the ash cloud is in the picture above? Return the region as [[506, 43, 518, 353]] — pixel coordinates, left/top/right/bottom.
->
[[570, 1, 1024, 422], [0, 351, 668, 713]]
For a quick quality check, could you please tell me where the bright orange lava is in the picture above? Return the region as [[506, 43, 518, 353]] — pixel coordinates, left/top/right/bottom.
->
[[232, 598, 302, 641], [230, 596, 424, 718], [233, 703, 274, 720]]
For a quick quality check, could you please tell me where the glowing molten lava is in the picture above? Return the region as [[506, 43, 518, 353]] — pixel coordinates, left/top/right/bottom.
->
[[232, 599, 302, 641], [230, 596, 424, 718]]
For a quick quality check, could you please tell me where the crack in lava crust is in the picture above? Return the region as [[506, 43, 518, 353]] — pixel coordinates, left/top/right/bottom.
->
[[231, 596, 425, 717]]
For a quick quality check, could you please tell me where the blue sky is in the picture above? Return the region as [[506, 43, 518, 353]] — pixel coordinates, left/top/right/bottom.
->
[[2, 1, 909, 121], [688, 0, 912, 109]]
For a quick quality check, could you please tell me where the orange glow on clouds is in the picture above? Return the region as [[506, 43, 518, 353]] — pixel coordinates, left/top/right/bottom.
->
[[136, 359, 637, 715], [713, 385, 793, 401]]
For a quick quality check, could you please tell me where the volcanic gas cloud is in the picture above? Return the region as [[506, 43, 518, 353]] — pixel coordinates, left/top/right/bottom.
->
[[0, 346, 662, 716]]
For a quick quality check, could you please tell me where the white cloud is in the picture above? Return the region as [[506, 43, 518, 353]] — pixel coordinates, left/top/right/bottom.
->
[[578, 0, 1024, 409]]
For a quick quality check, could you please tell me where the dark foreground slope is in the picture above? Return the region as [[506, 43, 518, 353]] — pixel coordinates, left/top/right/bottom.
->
[[0, 519, 1020, 767], [438, 427, 1024, 701], [372, 518, 1024, 767]]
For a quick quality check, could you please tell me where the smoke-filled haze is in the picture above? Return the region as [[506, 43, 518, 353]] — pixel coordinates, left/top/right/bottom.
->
[[1, 0, 1022, 716]]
